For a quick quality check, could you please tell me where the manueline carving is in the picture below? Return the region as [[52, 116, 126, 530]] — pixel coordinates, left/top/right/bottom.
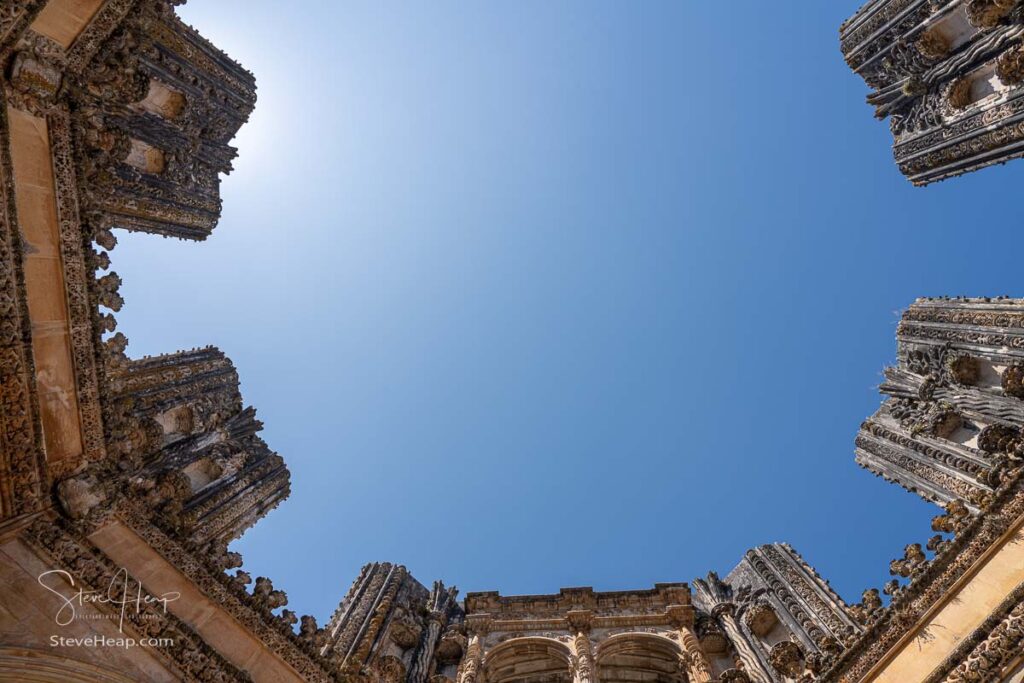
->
[[966, 0, 1018, 29]]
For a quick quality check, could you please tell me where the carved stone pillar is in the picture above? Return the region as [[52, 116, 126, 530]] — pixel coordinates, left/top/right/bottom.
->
[[667, 605, 711, 683], [458, 616, 488, 683], [567, 610, 595, 683], [678, 625, 712, 683], [714, 605, 770, 683]]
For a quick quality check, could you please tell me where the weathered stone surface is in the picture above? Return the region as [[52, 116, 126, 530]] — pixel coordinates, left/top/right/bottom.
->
[[841, 0, 1024, 184], [3, 2, 1024, 682]]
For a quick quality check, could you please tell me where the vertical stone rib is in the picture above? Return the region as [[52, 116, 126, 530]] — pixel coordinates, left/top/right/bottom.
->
[[677, 625, 712, 683], [715, 606, 771, 683]]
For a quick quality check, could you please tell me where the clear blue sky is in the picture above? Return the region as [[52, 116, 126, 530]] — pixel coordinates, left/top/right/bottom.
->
[[113, 1, 1023, 623]]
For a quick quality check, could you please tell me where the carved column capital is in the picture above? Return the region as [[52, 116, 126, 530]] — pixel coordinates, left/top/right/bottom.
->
[[566, 609, 594, 634], [466, 614, 491, 637]]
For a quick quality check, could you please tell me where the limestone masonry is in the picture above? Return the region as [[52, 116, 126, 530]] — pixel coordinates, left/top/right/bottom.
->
[[1, 1, 1024, 681]]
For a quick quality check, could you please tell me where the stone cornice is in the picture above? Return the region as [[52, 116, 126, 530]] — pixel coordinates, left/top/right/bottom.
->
[[464, 583, 691, 619]]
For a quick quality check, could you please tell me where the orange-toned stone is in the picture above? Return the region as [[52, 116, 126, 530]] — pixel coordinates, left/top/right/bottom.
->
[[7, 109, 53, 188], [89, 523, 306, 683], [0, 540, 177, 681], [29, 0, 105, 49], [867, 515, 1024, 682], [14, 186, 60, 257], [22, 258, 67, 324], [136, 81, 186, 120], [7, 106, 85, 465]]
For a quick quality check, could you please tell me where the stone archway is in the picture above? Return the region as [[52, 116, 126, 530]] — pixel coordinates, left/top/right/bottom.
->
[[484, 638, 574, 683], [596, 634, 687, 683]]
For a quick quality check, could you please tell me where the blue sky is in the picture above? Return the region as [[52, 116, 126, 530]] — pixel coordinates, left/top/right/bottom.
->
[[112, 1, 1024, 623]]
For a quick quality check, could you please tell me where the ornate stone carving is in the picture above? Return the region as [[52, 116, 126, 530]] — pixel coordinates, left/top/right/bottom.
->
[[889, 399, 961, 438], [979, 424, 1023, 456], [916, 27, 951, 61], [759, 545, 855, 641], [48, 107, 108, 471], [456, 634, 482, 683], [996, 43, 1024, 84], [677, 625, 712, 683], [0, 97, 45, 519], [943, 592, 1024, 683], [843, 0, 1024, 183], [436, 632, 467, 664], [719, 669, 751, 683], [821, 466, 1024, 681], [570, 631, 594, 683], [371, 654, 407, 683], [116, 502, 334, 681], [0, 0, 41, 53], [9, 48, 62, 104], [1001, 363, 1024, 398], [742, 602, 777, 637], [946, 352, 979, 386], [966, 0, 1018, 29], [391, 617, 422, 649], [856, 418, 992, 505], [847, 589, 883, 627], [321, 562, 462, 680], [55, 474, 107, 519], [769, 641, 805, 678], [889, 543, 928, 578], [931, 499, 972, 534], [693, 615, 728, 656]]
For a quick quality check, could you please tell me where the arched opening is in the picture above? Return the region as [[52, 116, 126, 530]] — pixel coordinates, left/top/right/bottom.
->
[[484, 638, 573, 683], [596, 634, 686, 683]]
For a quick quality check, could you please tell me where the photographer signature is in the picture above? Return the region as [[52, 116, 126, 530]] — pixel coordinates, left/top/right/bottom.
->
[[38, 568, 181, 632]]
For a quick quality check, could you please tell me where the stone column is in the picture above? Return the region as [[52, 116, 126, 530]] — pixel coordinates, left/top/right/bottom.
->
[[567, 611, 595, 683], [458, 616, 489, 683], [713, 605, 771, 683], [458, 634, 482, 683], [667, 605, 711, 683], [677, 624, 713, 683]]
